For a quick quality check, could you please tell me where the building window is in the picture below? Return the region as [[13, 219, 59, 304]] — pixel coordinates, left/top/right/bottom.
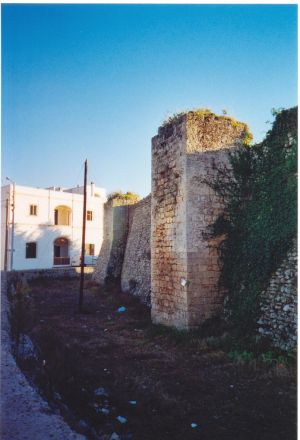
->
[[26, 242, 37, 259], [85, 243, 95, 256], [87, 210, 93, 221], [30, 205, 38, 216]]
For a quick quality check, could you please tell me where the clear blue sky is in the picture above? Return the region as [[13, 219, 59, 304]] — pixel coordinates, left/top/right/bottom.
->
[[2, 4, 297, 197]]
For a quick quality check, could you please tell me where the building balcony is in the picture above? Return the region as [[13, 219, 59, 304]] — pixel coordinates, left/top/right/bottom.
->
[[53, 257, 70, 266], [54, 206, 72, 226]]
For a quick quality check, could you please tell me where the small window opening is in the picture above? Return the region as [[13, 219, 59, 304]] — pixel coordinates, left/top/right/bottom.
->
[[87, 210, 93, 221], [30, 205, 37, 216], [85, 243, 95, 256], [26, 242, 37, 258]]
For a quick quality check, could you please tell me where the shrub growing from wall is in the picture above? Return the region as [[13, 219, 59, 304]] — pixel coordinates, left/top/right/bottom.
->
[[210, 107, 297, 337]]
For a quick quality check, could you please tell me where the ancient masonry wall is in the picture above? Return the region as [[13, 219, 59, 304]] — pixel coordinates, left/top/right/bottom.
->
[[258, 242, 297, 351], [121, 195, 151, 304], [151, 112, 248, 329], [151, 118, 188, 327], [5, 266, 94, 285], [93, 198, 135, 284]]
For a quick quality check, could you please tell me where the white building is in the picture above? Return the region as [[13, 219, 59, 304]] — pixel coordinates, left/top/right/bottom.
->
[[1, 183, 106, 271]]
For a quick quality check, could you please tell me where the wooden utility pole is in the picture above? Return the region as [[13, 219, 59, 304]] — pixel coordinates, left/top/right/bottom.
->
[[79, 159, 88, 312], [11, 182, 15, 270], [6, 179, 15, 270], [4, 198, 9, 271]]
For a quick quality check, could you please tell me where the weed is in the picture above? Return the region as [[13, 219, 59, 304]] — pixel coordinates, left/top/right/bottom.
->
[[228, 350, 254, 363], [146, 323, 189, 345], [107, 191, 140, 202], [8, 278, 35, 357]]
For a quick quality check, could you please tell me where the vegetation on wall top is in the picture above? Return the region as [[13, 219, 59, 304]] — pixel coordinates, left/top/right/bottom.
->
[[107, 191, 140, 202], [161, 108, 252, 145]]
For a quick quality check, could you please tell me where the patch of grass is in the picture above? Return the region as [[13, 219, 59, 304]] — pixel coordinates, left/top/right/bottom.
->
[[228, 350, 255, 363], [147, 323, 228, 352], [146, 324, 190, 344], [221, 335, 296, 367], [258, 350, 295, 367], [227, 349, 294, 367], [142, 321, 296, 370]]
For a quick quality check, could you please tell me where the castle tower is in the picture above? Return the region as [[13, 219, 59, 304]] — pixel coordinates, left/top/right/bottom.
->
[[151, 110, 250, 329]]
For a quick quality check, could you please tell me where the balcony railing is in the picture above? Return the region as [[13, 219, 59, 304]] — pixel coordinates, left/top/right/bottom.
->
[[53, 257, 70, 266]]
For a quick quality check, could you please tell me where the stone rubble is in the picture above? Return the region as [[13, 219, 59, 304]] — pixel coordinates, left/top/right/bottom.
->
[[258, 242, 297, 351]]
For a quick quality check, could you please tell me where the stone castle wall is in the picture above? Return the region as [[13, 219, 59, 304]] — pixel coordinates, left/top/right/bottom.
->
[[258, 242, 297, 351], [184, 114, 247, 327], [151, 117, 188, 327], [93, 111, 296, 341], [93, 198, 134, 284], [93, 196, 151, 299], [93, 113, 249, 329], [151, 112, 248, 329], [185, 149, 228, 326], [121, 195, 151, 304]]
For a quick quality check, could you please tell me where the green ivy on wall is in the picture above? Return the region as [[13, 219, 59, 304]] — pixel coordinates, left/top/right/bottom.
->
[[210, 107, 297, 337]]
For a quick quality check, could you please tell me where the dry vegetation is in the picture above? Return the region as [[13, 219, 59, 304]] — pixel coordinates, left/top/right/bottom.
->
[[14, 277, 296, 440]]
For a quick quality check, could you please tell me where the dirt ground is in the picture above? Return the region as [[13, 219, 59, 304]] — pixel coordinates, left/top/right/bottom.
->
[[15, 277, 296, 440]]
